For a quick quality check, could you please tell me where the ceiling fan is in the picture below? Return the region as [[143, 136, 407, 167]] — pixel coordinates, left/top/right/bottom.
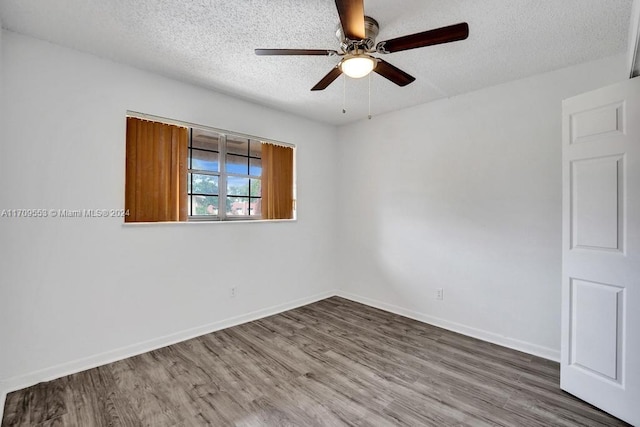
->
[[255, 0, 469, 91]]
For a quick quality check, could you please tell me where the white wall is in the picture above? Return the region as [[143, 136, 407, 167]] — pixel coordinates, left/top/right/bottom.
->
[[0, 31, 338, 391], [0, 20, 3, 158], [336, 54, 627, 360], [0, 20, 5, 421], [629, 0, 640, 77]]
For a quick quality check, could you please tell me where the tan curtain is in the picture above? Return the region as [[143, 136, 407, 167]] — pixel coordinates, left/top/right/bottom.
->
[[261, 143, 294, 219], [125, 117, 188, 222]]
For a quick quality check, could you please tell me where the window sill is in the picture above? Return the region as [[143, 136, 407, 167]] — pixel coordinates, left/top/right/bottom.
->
[[122, 218, 297, 226]]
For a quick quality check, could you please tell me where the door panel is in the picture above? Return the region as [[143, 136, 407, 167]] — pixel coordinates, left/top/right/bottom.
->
[[569, 102, 625, 144], [569, 278, 623, 382], [571, 156, 622, 251], [561, 77, 639, 426]]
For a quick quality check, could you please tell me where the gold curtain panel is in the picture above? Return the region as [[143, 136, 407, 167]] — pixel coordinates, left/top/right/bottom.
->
[[261, 143, 294, 220], [125, 117, 188, 222]]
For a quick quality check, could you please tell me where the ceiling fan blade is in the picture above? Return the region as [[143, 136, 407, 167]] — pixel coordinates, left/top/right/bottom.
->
[[335, 0, 366, 40], [376, 22, 469, 53], [255, 49, 338, 56], [374, 60, 415, 87], [311, 66, 343, 91]]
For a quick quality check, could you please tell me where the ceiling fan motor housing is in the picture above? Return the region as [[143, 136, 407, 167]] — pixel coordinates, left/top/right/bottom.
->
[[336, 16, 380, 53]]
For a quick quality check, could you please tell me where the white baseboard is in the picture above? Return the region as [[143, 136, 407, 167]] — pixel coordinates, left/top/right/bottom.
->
[[335, 291, 560, 362], [0, 289, 336, 418]]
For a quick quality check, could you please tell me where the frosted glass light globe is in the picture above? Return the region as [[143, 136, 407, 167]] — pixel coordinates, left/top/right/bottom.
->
[[340, 55, 376, 78]]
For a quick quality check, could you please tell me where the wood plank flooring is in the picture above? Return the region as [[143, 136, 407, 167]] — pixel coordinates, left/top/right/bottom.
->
[[2, 297, 630, 426]]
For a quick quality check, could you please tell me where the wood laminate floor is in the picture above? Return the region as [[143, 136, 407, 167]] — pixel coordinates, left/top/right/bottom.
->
[[2, 297, 630, 426]]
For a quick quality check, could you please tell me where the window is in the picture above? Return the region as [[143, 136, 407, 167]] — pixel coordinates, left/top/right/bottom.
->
[[188, 130, 263, 220], [125, 115, 294, 223]]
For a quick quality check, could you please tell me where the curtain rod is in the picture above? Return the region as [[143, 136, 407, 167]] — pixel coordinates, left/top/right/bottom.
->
[[126, 111, 295, 148]]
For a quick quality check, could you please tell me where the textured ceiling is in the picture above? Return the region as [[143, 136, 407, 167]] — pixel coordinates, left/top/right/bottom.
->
[[0, 0, 633, 125]]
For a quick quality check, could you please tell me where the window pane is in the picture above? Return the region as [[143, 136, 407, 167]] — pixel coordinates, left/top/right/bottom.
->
[[192, 129, 219, 151], [250, 140, 262, 158], [250, 179, 261, 197], [226, 154, 248, 175], [227, 176, 249, 196], [190, 173, 218, 195], [250, 197, 261, 216], [191, 149, 219, 172], [192, 195, 219, 216], [226, 136, 249, 155], [226, 197, 250, 216], [249, 158, 262, 177]]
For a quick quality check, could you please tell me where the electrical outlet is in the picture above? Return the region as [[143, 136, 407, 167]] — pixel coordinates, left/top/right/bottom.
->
[[230, 287, 237, 298], [436, 288, 444, 300]]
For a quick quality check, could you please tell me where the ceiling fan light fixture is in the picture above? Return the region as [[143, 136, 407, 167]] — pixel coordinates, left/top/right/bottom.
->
[[340, 55, 376, 78]]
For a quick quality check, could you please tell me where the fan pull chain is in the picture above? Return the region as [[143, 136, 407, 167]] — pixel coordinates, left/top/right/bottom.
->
[[368, 73, 372, 120], [342, 74, 347, 114]]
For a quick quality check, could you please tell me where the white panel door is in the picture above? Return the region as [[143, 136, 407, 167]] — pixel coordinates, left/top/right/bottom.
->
[[561, 77, 640, 426]]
